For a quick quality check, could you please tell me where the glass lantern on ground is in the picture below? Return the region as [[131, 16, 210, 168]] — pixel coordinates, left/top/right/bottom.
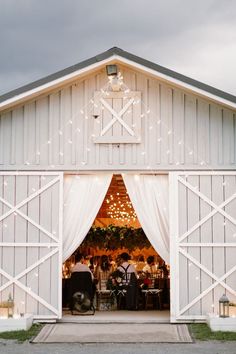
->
[[7, 293, 14, 318], [219, 294, 230, 318]]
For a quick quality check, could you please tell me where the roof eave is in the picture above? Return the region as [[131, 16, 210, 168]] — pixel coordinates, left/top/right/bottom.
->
[[0, 55, 118, 112], [0, 47, 236, 111]]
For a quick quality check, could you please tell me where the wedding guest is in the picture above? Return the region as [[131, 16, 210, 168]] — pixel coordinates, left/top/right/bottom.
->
[[135, 255, 146, 272], [71, 253, 94, 279], [95, 255, 112, 290], [117, 252, 138, 310], [143, 256, 157, 274]]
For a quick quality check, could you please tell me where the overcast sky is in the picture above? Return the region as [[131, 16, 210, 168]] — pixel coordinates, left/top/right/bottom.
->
[[0, 0, 236, 96]]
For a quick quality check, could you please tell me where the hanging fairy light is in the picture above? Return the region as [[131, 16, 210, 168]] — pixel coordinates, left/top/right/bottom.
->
[[106, 195, 137, 222]]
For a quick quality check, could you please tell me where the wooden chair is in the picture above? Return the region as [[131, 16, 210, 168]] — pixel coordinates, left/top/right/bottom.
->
[[141, 273, 163, 310]]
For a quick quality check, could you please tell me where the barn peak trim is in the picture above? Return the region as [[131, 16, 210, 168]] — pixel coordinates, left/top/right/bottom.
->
[[0, 47, 236, 111]]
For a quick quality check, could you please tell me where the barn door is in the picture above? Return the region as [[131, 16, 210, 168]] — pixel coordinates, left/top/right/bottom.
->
[[170, 172, 236, 322], [0, 172, 63, 320]]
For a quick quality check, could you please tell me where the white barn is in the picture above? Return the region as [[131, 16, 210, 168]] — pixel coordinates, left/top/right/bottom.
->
[[0, 47, 235, 322]]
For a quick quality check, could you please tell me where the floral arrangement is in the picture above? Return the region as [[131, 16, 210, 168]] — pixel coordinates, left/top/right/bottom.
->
[[106, 269, 124, 291], [81, 225, 151, 251]]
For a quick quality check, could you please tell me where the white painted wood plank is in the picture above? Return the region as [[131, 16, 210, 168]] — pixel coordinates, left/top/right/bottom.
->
[[173, 89, 184, 165], [156, 83, 161, 165], [37, 96, 49, 166], [58, 90, 64, 165], [167, 87, 173, 164], [169, 172, 179, 322], [10, 111, 15, 165], [50, 181, 60, 309], [87, 75, 96, 166], [62, 87, 72, 166], [1, 112, 12, 165], [94, 74, 102, 165], [187, 175, 201, 315], [49, 93, 60, 166], [12, 108, 24, 165], [113, 97, 123, 165], [198, 100, 210, 166], [185, 95, 197, 164], [224, 175, 236, 303], [24, 102, 36, 165], [83, 79, 89, 165], [94, 72, 108, 167], [136, 72, 147, 166], [178, 177, 189, 314], [26, 176, 40, 315], [147, 79, 157, 166], [218, 109, 224, 165], [2, 176, 15, 303], [71, 84, 79, 165], [223, 109, 235, 165], [14, 176, 28, 315], [212, 175, 225, 306], [38, 176, 52, 315], [130, 71, 138, 165], [199, 175, 213, 314]]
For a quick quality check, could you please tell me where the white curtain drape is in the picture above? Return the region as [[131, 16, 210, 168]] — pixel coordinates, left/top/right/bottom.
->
[[123, 174, 169, 263], [63, 174, 112, 261]]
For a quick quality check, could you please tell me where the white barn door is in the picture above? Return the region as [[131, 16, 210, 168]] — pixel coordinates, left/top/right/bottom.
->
[[170, 172, 236, 322], [0, 172, 63, 320]]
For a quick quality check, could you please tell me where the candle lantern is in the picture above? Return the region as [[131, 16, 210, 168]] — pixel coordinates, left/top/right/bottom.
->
[[7, 293, 14, 318], [219, 294, 229, 318]]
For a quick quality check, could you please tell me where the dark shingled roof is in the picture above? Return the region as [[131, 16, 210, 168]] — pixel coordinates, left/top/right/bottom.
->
[[0, 47, 236, 105]]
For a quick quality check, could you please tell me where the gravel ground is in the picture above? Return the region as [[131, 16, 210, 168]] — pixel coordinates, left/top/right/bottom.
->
[[0, 341, 236, 354]]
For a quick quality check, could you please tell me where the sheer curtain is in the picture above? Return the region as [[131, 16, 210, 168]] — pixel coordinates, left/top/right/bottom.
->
[[63, 174, 112, 261], [123, 174, 169, 263]]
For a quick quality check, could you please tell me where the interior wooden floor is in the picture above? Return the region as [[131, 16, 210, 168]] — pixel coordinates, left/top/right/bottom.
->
[[60, 310, 170, 323]]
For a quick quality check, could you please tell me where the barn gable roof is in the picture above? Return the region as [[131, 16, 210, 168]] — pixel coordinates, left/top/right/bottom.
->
[[0, 47, 236, 111]]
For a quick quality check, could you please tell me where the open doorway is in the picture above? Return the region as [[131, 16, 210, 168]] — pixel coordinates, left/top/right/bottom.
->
[[62, 174, 170, 321]]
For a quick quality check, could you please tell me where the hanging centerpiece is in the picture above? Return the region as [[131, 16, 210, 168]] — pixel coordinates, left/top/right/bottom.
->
[[81, 225, 151, 251]]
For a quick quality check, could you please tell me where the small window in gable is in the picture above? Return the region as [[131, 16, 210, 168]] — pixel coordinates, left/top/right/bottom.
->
[[93, 91, 141, 144]]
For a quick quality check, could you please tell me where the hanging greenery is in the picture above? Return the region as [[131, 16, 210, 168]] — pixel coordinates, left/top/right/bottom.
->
[[81, 225, 151, 251]]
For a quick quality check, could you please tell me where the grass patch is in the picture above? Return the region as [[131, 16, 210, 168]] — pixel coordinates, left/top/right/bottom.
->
[[0, 323, 43, 342], [190, 323, 236, 341]]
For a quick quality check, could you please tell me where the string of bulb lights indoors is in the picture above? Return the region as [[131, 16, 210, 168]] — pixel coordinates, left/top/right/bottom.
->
[[106, 193, 137, 222]]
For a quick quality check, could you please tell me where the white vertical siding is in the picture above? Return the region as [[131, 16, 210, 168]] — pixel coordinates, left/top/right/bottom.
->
[[0, 67, 235, 170]]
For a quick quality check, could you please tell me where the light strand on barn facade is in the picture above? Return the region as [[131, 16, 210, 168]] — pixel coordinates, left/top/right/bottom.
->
[[1, 71, 235, 235]]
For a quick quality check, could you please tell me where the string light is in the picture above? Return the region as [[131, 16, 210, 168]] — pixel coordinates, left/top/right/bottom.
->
[[106, 198, 137, 222]]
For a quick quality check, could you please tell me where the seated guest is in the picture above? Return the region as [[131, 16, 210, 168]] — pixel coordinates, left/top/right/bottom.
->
[[117, 252, 138, 310], [69, 253, 95, 312], [135, 255, 146, 273], [71, 253, 94, 279], [95, 255, 112, 290], [143, 256, 157, 274], [117, 252, 137, 280]]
